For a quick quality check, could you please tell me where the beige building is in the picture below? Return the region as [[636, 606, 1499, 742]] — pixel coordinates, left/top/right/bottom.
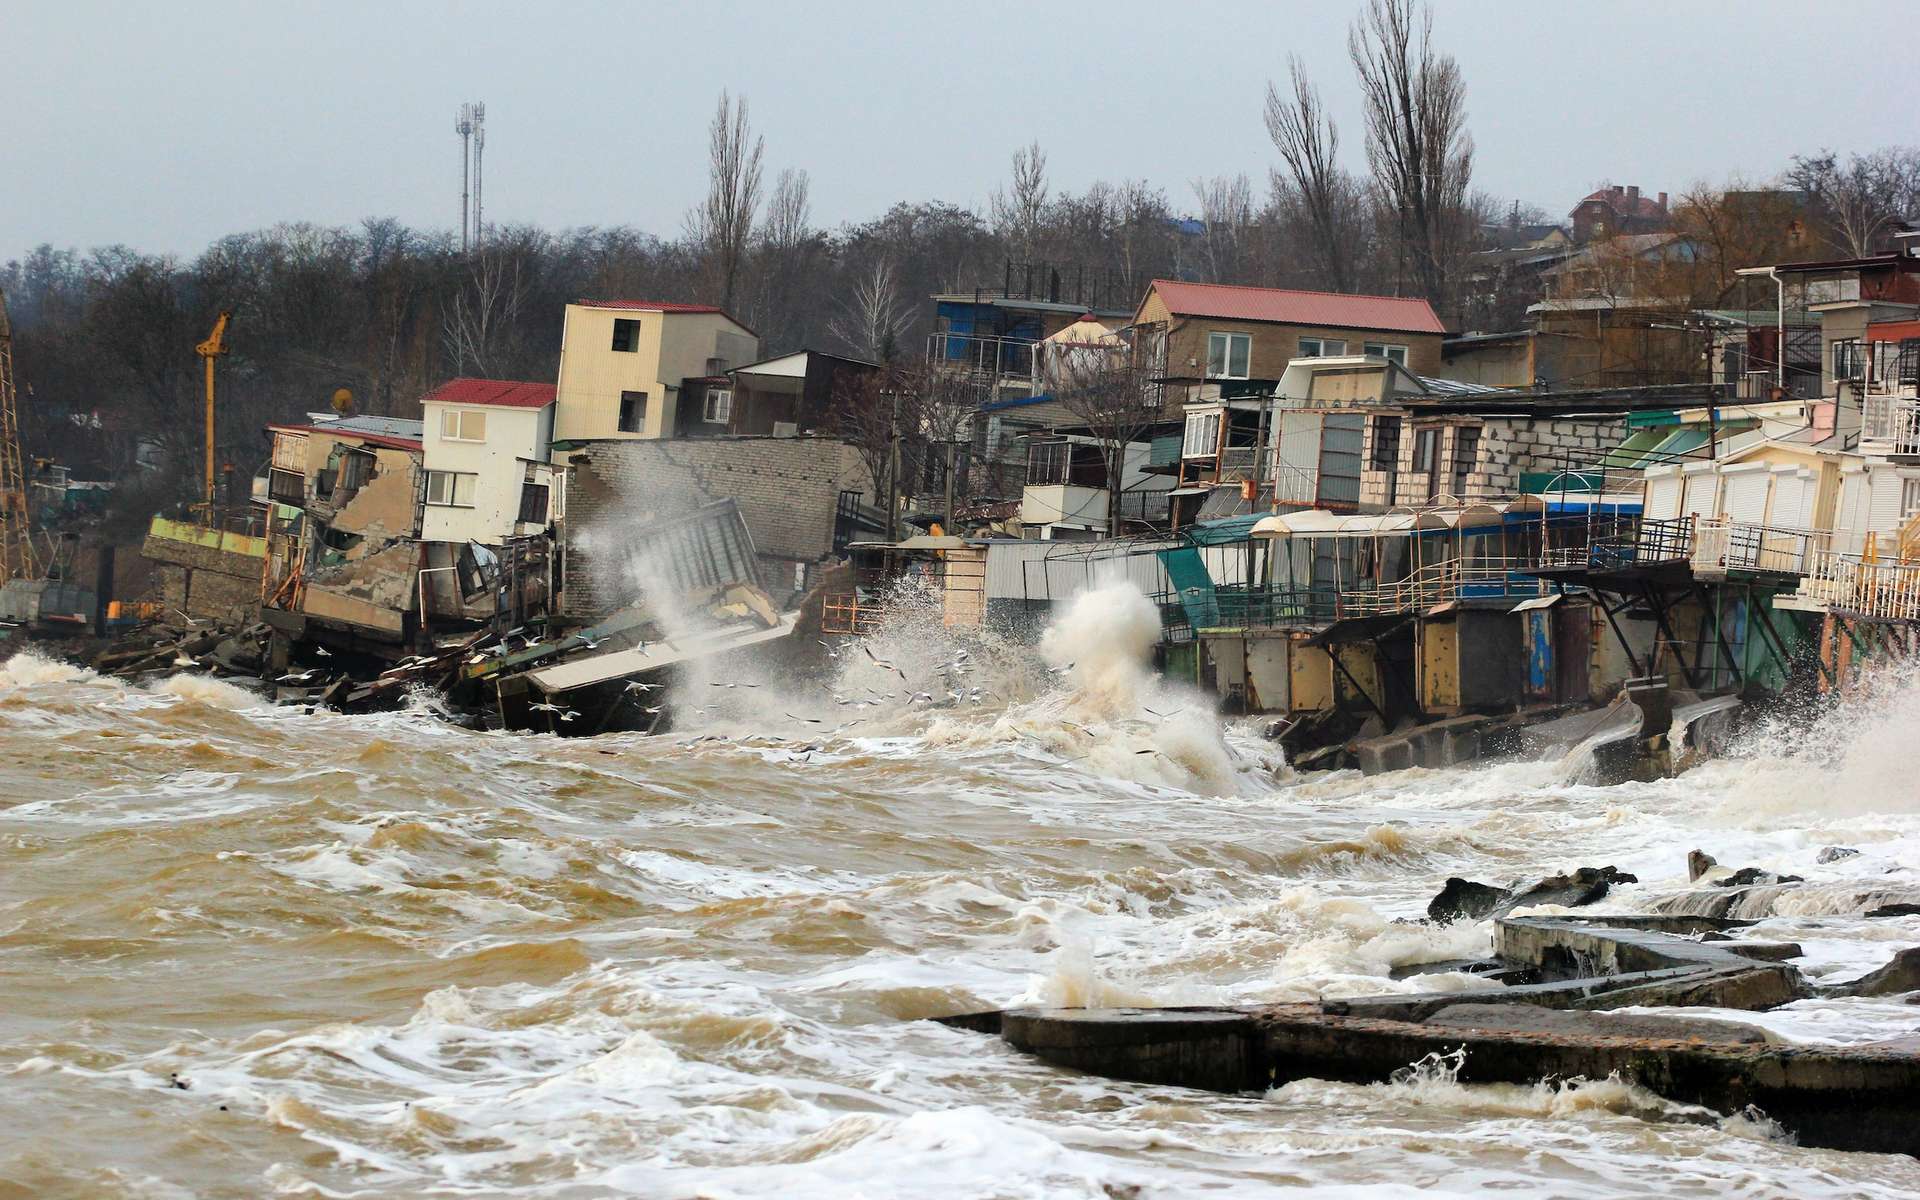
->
[[1135, 279, 1448, 401], [552, 301, 759, 443]]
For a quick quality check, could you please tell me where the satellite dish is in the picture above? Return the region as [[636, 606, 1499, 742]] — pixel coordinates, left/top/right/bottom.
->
[[331, 388, 355, 415]]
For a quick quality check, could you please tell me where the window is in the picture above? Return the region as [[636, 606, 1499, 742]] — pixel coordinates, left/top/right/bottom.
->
[[440, 408, 486, 442], [611, 318, 641, 352], [1206, 332, 1251, 379], [1183, 409, 1223, 458], [1027, 440, 1070, 486], [267, 468, 305, 505], [1297, 337, 1348, 359], [703, 388, 733, 424], [1832, 338, 1864, 382], [517, 481, 551, 525], [1452, 427, 1480, 498], [618, 390, 647, 433], [1371, 415, 1402, 471], [1363, 341, 1408, 366], [424, 470, 477, 507], [1412, 427, 1438, 472]]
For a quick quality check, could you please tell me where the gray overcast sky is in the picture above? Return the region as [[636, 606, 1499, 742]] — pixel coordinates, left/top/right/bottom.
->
[[5, 0, 1914, 264]]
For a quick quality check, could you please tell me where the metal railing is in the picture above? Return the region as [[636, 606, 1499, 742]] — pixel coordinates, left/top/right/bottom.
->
[[1790, 550, 1920, 622], [927, 332, 1037, 382], [1586, 516, 1693, 569], [1690, 517, 1829, 578], [1338, 556, 1544, 615]]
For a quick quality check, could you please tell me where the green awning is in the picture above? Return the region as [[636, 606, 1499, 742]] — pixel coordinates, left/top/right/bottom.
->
[[1184, 512, 1265, 547]]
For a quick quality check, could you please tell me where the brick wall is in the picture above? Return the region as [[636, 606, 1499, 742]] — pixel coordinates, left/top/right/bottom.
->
[[562, 436, 871, 617]]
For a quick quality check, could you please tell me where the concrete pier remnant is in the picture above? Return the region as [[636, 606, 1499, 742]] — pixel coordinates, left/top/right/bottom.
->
[[936, 917, 1920, 1157]]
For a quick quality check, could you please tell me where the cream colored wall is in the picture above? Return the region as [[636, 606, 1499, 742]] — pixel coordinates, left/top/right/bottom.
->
[[553, 305, 667, 441], [553, 306, 759, 443], [421, 402, 550, 544]]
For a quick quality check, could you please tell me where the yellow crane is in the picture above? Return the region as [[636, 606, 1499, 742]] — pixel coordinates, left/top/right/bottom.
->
[[0, 285, 31, 581], [196, 310, 232, 513]]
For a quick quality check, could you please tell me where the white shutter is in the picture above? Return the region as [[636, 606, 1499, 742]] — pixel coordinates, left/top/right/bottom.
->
[[1868, 469, 1904, 539], [1644, 472, 1683, 520], [1835, 472, 1869, 555], [1682, 471, 1719, 518], [1722, 470, 1768, 525], [1766, 470, 1807, 530]]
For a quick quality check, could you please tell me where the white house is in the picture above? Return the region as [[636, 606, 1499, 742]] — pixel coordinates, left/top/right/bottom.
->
[[420, 378, 560, 546]]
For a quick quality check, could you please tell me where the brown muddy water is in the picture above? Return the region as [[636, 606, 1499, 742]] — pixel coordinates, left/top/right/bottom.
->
[[2, 584, 1919, 1199]]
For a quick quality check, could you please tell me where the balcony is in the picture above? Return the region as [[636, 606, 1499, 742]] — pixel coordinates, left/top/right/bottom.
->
[[927, 332, 1037, 385], [1021, 483, 1108, 530], [1689, 518, 1829, 579], [1784, 550, 1920, 621], [1861, 393, 1920, 458]]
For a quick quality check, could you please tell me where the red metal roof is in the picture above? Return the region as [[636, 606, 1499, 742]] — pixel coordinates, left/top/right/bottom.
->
[[419, 377, 556, 410], [1145, 280, 1447, 335]]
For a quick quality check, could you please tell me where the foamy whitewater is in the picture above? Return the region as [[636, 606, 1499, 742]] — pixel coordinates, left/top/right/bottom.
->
[[1, 584, 1918, 1199]]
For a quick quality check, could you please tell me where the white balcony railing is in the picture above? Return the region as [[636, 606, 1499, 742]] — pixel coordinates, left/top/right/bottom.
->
[[1690, 518, 1829, 579], [1862, 392, 1920, 457], [1789, 550, 1920, 621]]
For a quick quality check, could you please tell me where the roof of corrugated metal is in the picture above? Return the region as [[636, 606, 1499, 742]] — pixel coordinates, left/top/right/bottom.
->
[[419, 377, 557, 410], [1145, 280, 1447, 335]]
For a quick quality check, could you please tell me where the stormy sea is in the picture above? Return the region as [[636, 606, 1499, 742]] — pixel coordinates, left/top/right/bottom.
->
[[2, 582, 1918, 1199]]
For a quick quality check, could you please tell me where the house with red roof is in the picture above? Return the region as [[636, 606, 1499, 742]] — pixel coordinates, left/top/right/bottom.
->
[[419, 378, 559, 545], [1569, 184, 1671, 244], [552, 300, 759, 442], [1133, 279, 1449, 407]]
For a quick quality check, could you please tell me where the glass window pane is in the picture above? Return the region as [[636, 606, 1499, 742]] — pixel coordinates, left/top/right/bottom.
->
[[1229, 335, 1250, 378], [1207, 333, 1228, 376]]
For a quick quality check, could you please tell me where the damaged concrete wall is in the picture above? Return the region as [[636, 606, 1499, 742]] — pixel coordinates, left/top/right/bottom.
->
[[330, 449, 422, 552], [562, 436, 870, 618], [301, 540, 419, 638]]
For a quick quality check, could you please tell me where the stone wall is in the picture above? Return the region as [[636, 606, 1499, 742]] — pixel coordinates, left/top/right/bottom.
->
[[561, 436, 871, 618]]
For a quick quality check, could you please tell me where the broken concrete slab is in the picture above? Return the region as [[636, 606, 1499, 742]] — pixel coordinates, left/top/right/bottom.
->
[[936, 917, 1920, 1156]]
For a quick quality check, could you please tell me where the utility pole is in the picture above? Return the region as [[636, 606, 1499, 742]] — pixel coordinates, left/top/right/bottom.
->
[[884, 389, 902, 542]]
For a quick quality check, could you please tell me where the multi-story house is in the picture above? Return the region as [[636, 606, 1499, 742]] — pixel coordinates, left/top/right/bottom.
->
[[419, 378, 559, 546], [1135, 279, 1448, 405], [551, 301, 759, 442]]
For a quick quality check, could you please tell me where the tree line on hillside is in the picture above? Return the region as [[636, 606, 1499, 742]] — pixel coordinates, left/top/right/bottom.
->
[[1, 0, 1915, 527]]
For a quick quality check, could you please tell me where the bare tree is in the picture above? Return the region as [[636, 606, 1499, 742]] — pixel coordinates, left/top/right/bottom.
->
[[905, 361, 981, 530], [761, 167, 811, 254], [1349, 0, 1474, 310], [688, 91, 764, 311], [1788, 148, 1920, 258], [442, 247, 527, 378], [1265, 57, 1357, 292], [829, 257, 916, 363], [1192, 174, 1255, 283], [1053, 328, 1165, 536], [989, 141, 1050, 264]]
